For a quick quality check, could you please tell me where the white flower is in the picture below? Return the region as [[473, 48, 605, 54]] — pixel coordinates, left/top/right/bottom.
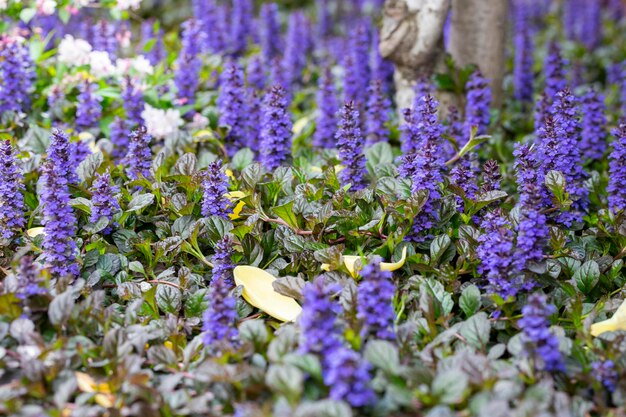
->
[[0, 0, 9, 11], [88, 51, 117, 78], [141, 105, 183, 139], [116, 0, 141, 10], [37, 0, 57, 15], [131, 55, 154, 76], [58, 35, 92, 66]]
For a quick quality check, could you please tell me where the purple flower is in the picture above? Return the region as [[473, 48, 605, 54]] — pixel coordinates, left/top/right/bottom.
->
[[513, 17, 534, 103], [202, 160, 231, 219], [260, 85, 292, 171], [580, 88, 606, 161], [400, 85, 441, 155], [0, 36, 34, 114], [581, 1, 601, 50], [314, 67, 338, 148], [357, 256, 396, 340], [48, 129, 77, 184], [518, 293, 565, 372], [218, 61, 250, 156], [39, 160, 79, 277], [246, 55, 266, 91], [476, 210, 516, 298], [193, 0, 226, 54], [93, 20, 116, 57], [76, 81, 102, 132], [230, 0, 254, 56], [480, 160, 502, 194], [591, 360, 618, 392], [175, 19, 204, 107], [562, 0, 581, 42], [122, 78, 144, 127], [343, 23, 370, 108], [336, 101, 368, 191], [259, 3, 282, 64], [212, 235, 235, 287], [15, 256, 47, 300], [202, 238, 239, 350], [365, 79, 391, 145], [269, 56, 288, 96], [369, 29, 394, 93], [323, 346, 376, 407], [299, 276, 343, 356], [544, 42, 567, 102], [515, 184, 548, 275], [445, 106, 464, 152], [124, 126, 152, 180], [140, 20, 166, 65], [89, 171, 120, 235], [109, 117, 129, 162], [282, 11, 311, 88], [316, 0, 332, 38], [464, 70, 491, 138], [0, 140, 25, 239], [450, 161, 477, 212], [608, 123, 626, 212]]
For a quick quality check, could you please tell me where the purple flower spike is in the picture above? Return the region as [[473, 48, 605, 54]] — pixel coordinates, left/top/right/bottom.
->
[[283, 11, 312, 88], [513, 18, 534, 103], [89, 170, 120, 235], [246, 55, 266, 91], [336, 101, 368, 191], [464, 70, 492, 138], [580, 89, 606, 162], [48, 129, 77, 184], [124, 126, 152, 180], [202, 160, 231, 219], [259, 3, 281, 64], [314, 67, 338, 148], [357, 256, 396, 340], [365, 79, 391, 145], [76, 81, 102, 132], [260, 85, 292, 171], [230, 0, 254, 56], [299, 276, 343, 357], [175, 19, 205, 108], [476, 210, 516, 299], [0, 140, 25, 239], [544, 42, 567, 102], [0, 36, 34, 114], [608, 123, 626, 213], [591, 361, 618, 392], [110, 117, 129, 162], [40, 160, 79, 278], [324, 346, 376, 407], [218, 61, 250, 156], [122, 78, 145, 128], [518, 293, 565, 372], [211, 235, 235, 288]]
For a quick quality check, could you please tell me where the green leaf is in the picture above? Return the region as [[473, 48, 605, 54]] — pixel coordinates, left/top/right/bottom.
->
[[364, 340, 401, 375], [272, 200, 300, 229], [365, 142, 394, 175], [574, 260, 600, 294], [156, 284, 182, 314], [459, 312, 491, 349], [265, 364, 304, 403], [432, 369, 469, 404], [70, 197, 92, 214], [545, 170, 567, 203], [202, 216, 233, 243], [48, 292, 75, 327], [232, 148, 255, 170], [126, 193, 155, 212], [459, 285, 481, 317], [173, 153, 197, 176], [19, 8, 37, 23], [430, 235, 451, 266], [241, 163, 263, 189]]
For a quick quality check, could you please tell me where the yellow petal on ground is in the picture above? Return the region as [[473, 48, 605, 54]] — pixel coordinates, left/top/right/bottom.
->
[[76, 372, 98, 393], [26, 227, 45, 237], [94, 393, 115, 408], [226, 191, 247, 220], [234, 265, 302, 322], [591, 298, 626, 336], [321, 247, 408, 277]]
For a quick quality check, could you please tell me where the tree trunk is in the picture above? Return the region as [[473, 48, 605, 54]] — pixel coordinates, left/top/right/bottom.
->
[[380, 0, 508, 110], [448, 0, 509, 107]]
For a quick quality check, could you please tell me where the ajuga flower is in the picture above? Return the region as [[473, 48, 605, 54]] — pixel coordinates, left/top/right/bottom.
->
[[608, 123, 626, 212], [400, 83, 440, 155], [343, 24, 370, 108], [122, 78, 144, 127], [218, 61, 250, 156], [365, 79, 391, 145], [445, 106, 464, 151], [299, 276, 343, 357], [269, 56, 288, 96], [544, 42, 567, 101], [0, 36, 34, 114], [450, 162, 477, 212], [260, 85, 292, 171], [212, 235, 235, 287], [316, 0, 332, 38], [93, 20, 116, 57], [562, 0, 580, 42], [141, 20, 166, 65], [48, 129, 77, 184], [581, 2, 601, 50], [175, 19, 204, 107], [336, 101, 368, 191], [591, 360, 618, 392], [515, 184, 548, 275], [246, 55, 266, 91], [202, 239, 239, 350], [314, 67, 338, 148], [247, 89, 263, 152], [513, 18, 534, 103], [518, 293, 565, 372], [369, 29, 394, 92], [259, 3, 281, 64], [89, 170, 120, 234], [323, 346, 376, 407], [0, 140, 25, 239], [15, 256, 47, 300], [124, 126, 152, 180], [40, 160, 79, 277], [202, 160, 231, 219], [480, 160, 502, 194], [580, 88, 606, 161], [76, 81, 102, 132], [283, 11, 311, 88], [110, 117, 129, 162], [357, 257, 396, 340], [230, 0, 253, 56], [476, 210, 516, 298], [464, 70, 492, 138]]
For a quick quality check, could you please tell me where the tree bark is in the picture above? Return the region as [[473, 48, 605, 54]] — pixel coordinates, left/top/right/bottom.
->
[[448, 0, 509, 107]]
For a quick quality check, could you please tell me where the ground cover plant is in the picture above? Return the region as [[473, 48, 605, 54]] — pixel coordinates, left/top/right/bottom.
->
[[2, 0, 626, 416]]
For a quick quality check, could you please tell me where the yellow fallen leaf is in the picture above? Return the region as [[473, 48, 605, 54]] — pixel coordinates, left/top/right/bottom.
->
[[233, 265, 302, 322], [321, 247, 408, 277], [226, 191, 246, 220], [75, 372, 112, 394], [26, 227, 45, 237], [94, 393, 115, 408], [591, 299, 626, 336]]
